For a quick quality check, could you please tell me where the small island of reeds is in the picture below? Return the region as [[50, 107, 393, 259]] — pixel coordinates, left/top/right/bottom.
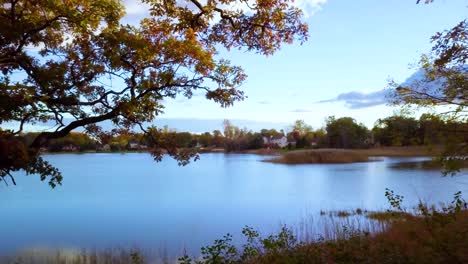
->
[[266, 149, 372, 164]]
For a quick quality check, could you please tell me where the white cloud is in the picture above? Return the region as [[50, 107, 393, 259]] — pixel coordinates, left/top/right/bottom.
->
[[315, 65, 466, 110], [225, 0, 327, 17], [122, 0, 327, 19], [123, 0, 150, 16], [317, 89, 392, 109], [294, 0, 328, 17]]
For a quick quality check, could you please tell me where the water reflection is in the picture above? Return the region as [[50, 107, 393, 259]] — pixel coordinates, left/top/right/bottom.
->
[[1, 153, 466, 256]]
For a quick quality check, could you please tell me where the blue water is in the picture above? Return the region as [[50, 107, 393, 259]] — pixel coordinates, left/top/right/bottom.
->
[[0, 153, 466, 255]]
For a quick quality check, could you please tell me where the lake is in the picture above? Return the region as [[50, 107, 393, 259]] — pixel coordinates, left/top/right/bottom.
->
[[1, 153, 467, 256]]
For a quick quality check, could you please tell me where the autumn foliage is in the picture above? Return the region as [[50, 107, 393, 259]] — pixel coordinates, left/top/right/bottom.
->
[[0, 0, 308, 186]]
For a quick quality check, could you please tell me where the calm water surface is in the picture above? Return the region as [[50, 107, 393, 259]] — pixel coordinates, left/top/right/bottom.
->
[[1, 153, 467, 255]]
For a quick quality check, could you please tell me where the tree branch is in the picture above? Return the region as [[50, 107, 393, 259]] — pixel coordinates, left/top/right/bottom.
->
[[29, 109, 120, 149]]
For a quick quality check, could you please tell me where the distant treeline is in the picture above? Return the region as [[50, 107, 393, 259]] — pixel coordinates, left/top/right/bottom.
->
[[18, 114, 468, 153]]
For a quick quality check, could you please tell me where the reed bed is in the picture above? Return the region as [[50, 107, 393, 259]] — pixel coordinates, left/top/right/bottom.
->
[[2, 207, 467, 264], [266, 149, 371, 164]]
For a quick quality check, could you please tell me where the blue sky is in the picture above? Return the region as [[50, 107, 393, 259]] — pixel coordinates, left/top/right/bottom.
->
[[4, 0, 466, 133], [121, 0, 467, 130]]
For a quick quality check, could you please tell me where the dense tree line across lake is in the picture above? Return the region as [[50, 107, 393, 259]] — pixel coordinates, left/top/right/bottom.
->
[[17, 114, 467, 153]]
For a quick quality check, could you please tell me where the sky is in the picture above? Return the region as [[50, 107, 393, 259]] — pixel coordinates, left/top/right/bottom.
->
[[118, 0, 468, 131], [4, 0, 467, 133]]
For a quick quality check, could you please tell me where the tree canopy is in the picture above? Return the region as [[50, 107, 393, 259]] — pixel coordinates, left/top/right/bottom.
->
[[325, 116, 369, 149], [373, 115, 420, 147], [0, 0, 308, 186], [290, 119, 312, 136], [393, 1, 467, 173], [394, 20, 467, 120]]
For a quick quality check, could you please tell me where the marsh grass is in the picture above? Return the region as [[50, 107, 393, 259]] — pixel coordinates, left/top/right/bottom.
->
[[367, 211, 412, 222], [0, 248, 149, 264], [293, 211, 387, 243], [3, 205, 467, 264], [353, 146, 441, 157], [266, 149, 371, 164], [249, 211, 468, 264]]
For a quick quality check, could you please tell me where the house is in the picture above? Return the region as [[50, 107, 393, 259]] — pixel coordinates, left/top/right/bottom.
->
[[62, 144, 78, 152], [272, 136, 288, 148], [127, 141, 148, 150], [97, 144, 111, 151], [128, 141, 140, 150], [263, 135, 289, 148], [139, 144, 148, 150]]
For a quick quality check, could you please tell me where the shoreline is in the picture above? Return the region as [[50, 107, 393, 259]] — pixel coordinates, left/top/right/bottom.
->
[[41, 146, 443, 157]]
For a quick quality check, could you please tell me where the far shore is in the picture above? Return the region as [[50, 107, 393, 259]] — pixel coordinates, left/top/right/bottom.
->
[[42, 146, 443, 158]]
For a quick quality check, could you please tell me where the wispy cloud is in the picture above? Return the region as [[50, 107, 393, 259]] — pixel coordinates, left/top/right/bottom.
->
[[295, 0, 328, 17], [290, 108, 313, 112], [258, 101, 271, 105], [317, 89, 391, 109]]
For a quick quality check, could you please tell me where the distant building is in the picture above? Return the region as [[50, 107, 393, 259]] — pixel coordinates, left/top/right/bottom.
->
[[97, 144, 111, 151], [127, 141, 148, 150], [139, 144, 148, 150], [62, 144, 78, 152], [263, 135, 289, 148], [128, 141, 140, 150]]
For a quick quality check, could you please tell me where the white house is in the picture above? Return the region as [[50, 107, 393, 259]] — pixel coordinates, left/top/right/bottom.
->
[[128, 142, 140, 150], [272, 136, 288, 148], [263, 135, 289, 148], [97, 144, 111, 151], [127, 141, 148, 150]]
